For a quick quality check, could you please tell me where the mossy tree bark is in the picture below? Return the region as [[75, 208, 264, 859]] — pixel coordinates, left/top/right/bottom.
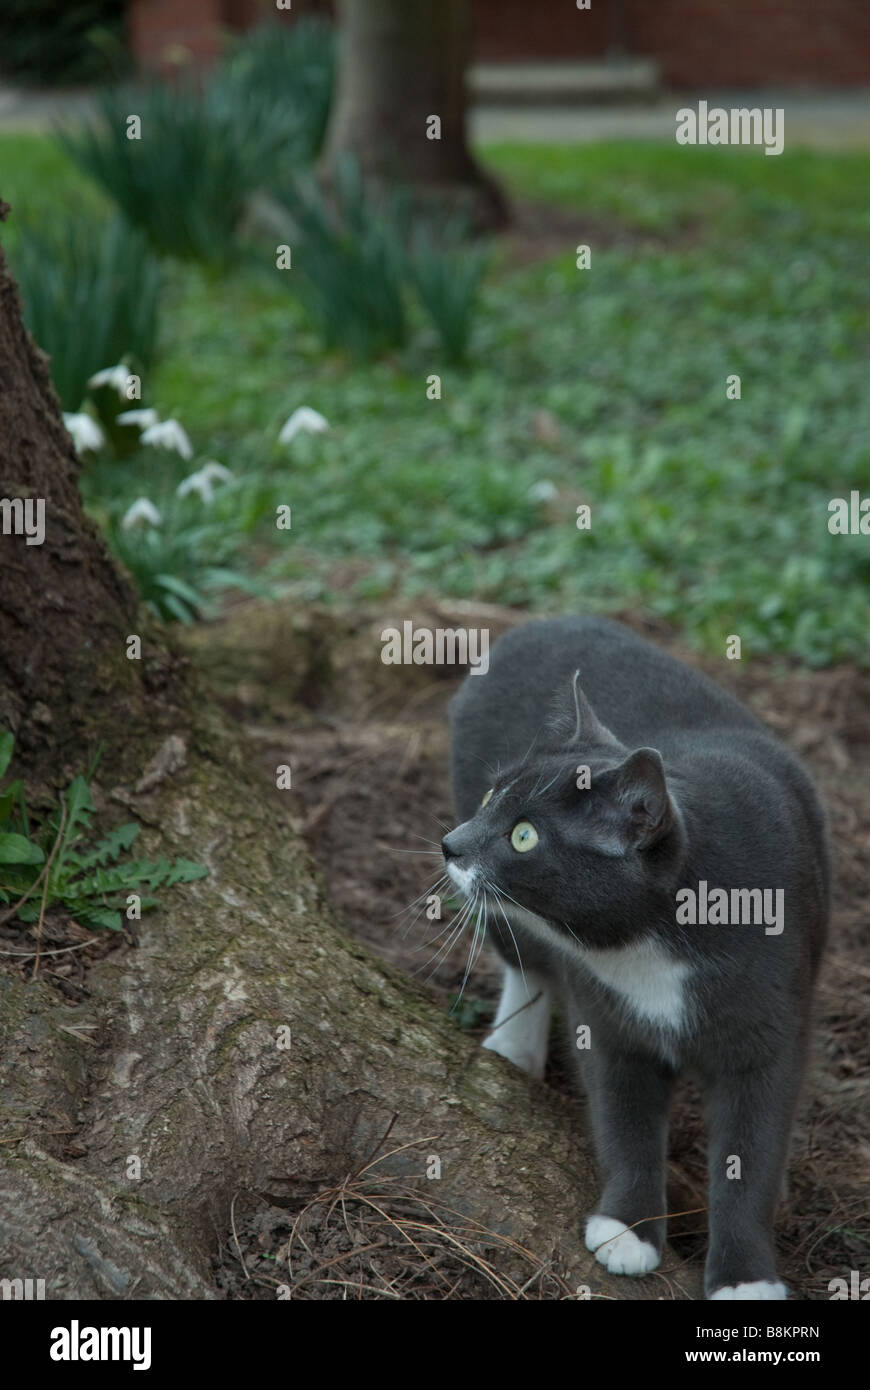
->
[[324, 0, 508, 231]]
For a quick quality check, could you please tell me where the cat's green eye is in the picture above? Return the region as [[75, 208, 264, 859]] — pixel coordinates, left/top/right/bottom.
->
[[511, 821, 539, 853], [481, 788, 493, 807]]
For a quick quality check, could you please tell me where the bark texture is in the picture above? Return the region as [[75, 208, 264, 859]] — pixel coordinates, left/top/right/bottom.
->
[[0, 218, 182, 789]]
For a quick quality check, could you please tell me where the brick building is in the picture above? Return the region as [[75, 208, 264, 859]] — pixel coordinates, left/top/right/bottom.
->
[[127, 0, 870, 87]]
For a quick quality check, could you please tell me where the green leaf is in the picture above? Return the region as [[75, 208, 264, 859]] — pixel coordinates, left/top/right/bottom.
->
[[72, 864, 144, 896], [0, 865, 34, 895], [73, 905, 124, 932], [164, 859, 208, 886], [160, 592, 196, 625], [156, 573, 204, 605], [0, 728, 14, 779], [75, 822, 140, 871], [58, 777, 94, 857], [0, 781, 23, 825], [0, 833, 44, 865]]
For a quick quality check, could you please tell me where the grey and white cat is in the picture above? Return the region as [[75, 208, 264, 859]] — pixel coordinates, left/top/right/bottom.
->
[[444, 616, 829, 1300]]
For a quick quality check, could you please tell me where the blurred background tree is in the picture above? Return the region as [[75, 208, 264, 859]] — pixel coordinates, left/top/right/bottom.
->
[[324, 0, 507, 230]]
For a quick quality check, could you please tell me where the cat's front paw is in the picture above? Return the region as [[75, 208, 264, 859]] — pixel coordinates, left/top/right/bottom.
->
[[481, 1031, 546, 1079], [585, 1214, 660, 1276], [709, 1281, 787, 1301]]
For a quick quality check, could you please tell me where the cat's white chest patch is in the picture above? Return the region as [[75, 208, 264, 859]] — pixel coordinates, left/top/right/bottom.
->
[[578, 938, 690, 1031]]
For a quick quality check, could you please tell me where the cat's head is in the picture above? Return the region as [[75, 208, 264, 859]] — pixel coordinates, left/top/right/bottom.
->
[[442, 673, 685, 951]]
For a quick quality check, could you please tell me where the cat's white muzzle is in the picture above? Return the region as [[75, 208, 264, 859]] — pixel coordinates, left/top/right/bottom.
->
[[446, 861, 478, 896]]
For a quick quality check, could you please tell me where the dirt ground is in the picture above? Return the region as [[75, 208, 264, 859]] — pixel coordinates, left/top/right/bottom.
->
[[209, 603, 869, 1300]]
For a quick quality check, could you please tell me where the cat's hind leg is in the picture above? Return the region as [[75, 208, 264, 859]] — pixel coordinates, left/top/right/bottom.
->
[[482, 964, 552, 1079], [702, 1054, 798, 1300]]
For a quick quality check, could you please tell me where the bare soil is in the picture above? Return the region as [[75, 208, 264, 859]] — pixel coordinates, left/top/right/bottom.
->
[[214, 603, 869, 1300]]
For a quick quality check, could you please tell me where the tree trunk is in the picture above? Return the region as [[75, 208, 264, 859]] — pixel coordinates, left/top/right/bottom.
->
[[0, 207, 181, 791], [324, 0, 508, 231]]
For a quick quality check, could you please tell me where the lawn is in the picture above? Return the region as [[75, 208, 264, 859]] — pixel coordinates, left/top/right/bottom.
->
[[2, 134, 869, 663]]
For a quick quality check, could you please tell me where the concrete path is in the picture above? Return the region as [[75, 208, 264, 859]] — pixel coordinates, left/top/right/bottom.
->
[[471, 90, 870, 150], [0, 85, 97, 132], [2, 80, 870, 152]]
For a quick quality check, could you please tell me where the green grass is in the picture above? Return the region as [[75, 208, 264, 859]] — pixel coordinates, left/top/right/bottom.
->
[[1, 133, 869, 664], [0, 133, 111, 243], [483, 142, 870, 238]]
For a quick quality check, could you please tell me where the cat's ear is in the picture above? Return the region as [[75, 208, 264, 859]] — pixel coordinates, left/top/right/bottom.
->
[[608, 747, 674, 850], [568, 670, 621, 749]]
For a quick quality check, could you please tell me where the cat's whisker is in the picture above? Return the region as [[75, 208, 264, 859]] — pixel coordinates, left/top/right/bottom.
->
[[418, 892, 474, 947], [466, 752, 498, 778], [397, 876, 451, 940], [415, 888, 478, 978], [420, 895, 474, 946], [472, 895, 489, 972], [419, 913, 469, 975], [517, 727, 542, 770], [528, 764, 548, 798], [392, 873, 450, 920], [380, 845, 443, 856], [453, 891, 486, 1006], [396, 880, 450, 943], [408, 832, 444, 850], [420, 917, 474, 983], [485, 880, 530, 1000], [481, 880, 529, 917], [559, 919, 584, 947], [531, 765, 568, 800]]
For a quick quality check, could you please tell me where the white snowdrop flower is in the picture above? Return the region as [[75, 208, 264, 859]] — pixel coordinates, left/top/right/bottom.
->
[[122, 498, 163, 530], [117, 408, 160, 429], [140, 418, 193, 460], [278, 406, 329, 444], [528, 479, 558, 502], [63, 412, 105, 454], [177, 460, 234, 504], [87, 364, 132, 398]]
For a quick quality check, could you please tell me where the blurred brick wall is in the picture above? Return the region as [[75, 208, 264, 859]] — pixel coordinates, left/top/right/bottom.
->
[[630, 0, 870, 86], [127, 0, 224, 70], [127, 0, 329, 71], [127, 0, 870, 85], [471, 0, 870, 86]]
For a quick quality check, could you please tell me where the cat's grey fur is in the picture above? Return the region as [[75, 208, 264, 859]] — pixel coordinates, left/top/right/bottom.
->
[[444, 616, 829, 1299]]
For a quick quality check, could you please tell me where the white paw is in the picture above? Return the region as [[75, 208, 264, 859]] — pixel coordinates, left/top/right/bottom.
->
[[585, 1214, 660, 1276], [710, 1280, 787, 1301], [481, 1032, 546, 1079]]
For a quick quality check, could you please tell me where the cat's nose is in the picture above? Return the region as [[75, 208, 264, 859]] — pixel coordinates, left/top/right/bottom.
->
[[442, 834, 460, 861]]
